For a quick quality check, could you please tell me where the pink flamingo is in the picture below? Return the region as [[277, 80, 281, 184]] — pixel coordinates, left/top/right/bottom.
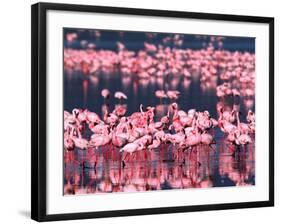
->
[[90, 131, 111, 148], [72, 136, 89, 150], [133, 135, 153, 148], [64, 109, 83, 138], [112, 131, 128, 148], [66, 32, 77, 43], [185, 129, 202, 148], [104, 110, 119, 126], [112, 120, 129, 147], [236, 111, 250, 134], [85, 110, 101, 124], [120, 142, 144, 167], [113, 104, 127, 117], [201, 132, 215, 146], [232, 88, 240, 97], [148, 133, 164, 150], [64, 133, 75, 151], [166, 90, 180, 101], [89, 122, 108, 134], [221, 109, 236, 123], [155, 90, 167, 103], [219, 119, 236, 134], [247, 110, 255, 123], [144, 42, 157, 52], [196, 112, 213, 132], [114, 91, 127, 104], [247, 110, 255, 133], [148, 111, 169, 134], [234, 131, 252, 145], [101, 89, 110, 101], [171, 103, 195, 128], [170, 130, 186, 145]]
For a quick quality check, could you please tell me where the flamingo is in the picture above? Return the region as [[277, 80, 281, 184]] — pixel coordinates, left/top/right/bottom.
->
[[170, 130, 186, 145], [236, 111, 250, 134], [104, 110, 119, 126], [113, 104, 127, 117], [196, 112, 213, 132], [112, 131, 128, 147], [72, 137, 89, 150], [85, 110, 101, 124], [89, 122, 108, 134], [114, 91, 127, 104], [235, 132, 252, 145], [185, 129, 202, 148], [155, 90, 167, 103], [133, 135, 152, 147], [247, 110, 255, 123], [166, 90, 180, 101], [148, 135, 162, 150], [232, 88, 240, 97], [219, 120, 236, 133], [201, 132, 215, 145], [101, 89, 110, 101], [120, 142, 144, 167], [90, 131, 111, 148], [64, 133, 75, 151], [219, 108, 236, 123], [64, 109, 84, 138]]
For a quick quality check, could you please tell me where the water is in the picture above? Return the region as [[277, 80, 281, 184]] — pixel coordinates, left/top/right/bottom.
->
[[63, 28, 255, 53], [63, 29, 255, 195], [64, 142, 255, 195]]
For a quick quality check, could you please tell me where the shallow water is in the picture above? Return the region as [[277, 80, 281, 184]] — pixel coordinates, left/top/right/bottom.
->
[[64, 140, 255, 195]]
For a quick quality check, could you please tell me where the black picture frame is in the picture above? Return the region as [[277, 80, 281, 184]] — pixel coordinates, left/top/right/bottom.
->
[[31, 2, 274, 222]]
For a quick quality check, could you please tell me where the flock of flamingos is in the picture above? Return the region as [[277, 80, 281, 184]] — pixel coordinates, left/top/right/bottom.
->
[[64, 93, 255, 167], [63, 31, 255, 193], [64, 34, 255, 165]]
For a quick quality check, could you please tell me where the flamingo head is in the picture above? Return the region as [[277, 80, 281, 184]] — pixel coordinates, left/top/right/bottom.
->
[[140, 104, 144, 113], [234, 129, 241, 138], [161, 115, 169, 124], [203, 110, 210, 118], [170, 102, 178, 110], [120, 117, 127, 123], [146, 106, 155, 112], [72, 108, 80, 117], [248, 110, 253, 116], [188, 109, 196, 117], [128, 122, 133, 129], [106, 126, 111, 133], [218, 120, 224, 128]]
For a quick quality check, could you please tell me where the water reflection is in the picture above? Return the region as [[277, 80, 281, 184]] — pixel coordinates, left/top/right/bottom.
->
[[64, 141, 255, 195]]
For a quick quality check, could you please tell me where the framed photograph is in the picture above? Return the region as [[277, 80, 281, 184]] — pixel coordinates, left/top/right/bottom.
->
[[31, 2, 274, 222]]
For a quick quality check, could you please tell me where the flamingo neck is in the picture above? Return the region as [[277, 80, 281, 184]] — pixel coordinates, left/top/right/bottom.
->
[[140, 104, 144, 114], [236, 112, 240, 126], [191, 117, 196, 130]]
